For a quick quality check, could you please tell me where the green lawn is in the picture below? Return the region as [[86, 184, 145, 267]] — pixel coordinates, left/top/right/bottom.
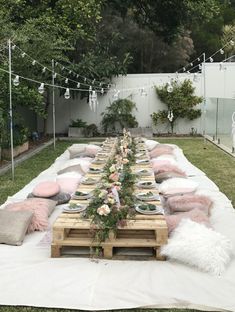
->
[[0, 137, 233, 312]]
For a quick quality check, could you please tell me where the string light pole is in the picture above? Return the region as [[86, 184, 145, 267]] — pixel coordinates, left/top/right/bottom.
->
[[8, 38, 14, 180], [52, 59, 56, 149], [202, 52, 207, 143]]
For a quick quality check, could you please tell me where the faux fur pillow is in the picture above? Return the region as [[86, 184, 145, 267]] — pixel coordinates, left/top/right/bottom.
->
[[161, 219, 233, 275], [56, 173, 82, 194], [149, 144, 174, 158], [155, 171, 186, 184], [166, 194, 213, 215], [159, 178, 198, 196], [32, 181, 60, 198], [151, 159, 178, 173], [6, 198, 56, 232], [145, 140, 159, 151], [154, 163, 186, 176], [85, 144, 102, 157], [165, 208, 211, 234], [57, 159, 87, 175]]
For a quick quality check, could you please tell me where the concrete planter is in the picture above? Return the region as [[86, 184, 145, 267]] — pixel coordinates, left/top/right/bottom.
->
[[68, 127, 86, 138], [2, 141, 29, 159]]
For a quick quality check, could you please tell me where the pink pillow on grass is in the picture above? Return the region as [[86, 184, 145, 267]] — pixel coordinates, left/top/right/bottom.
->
[[33, 181, 60, 198], [6, 198, 56, 233], [165, 208, 210, 234], [166, 194, 213, 215]]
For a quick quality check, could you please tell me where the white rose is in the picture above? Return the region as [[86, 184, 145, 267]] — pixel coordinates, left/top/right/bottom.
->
[[109, 165, 116, 173], [97, 204, 111, 216]]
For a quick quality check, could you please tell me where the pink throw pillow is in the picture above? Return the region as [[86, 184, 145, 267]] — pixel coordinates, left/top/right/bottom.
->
[[56, 177, 81, 194], [149, 145, 174, 158], [154, 164, 186, 176], [165, 209, 210, 234], [85, 145, 102, 157], [6, 198, 56, 232], [166, 194, 213, 215], [151, 159, 177, 173], [32, 181, 60, 198]]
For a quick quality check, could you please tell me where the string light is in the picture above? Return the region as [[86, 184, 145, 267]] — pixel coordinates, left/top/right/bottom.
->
[[21, 52, 26, 58], [65, 78, 68, 84], [64, 88, 70, 99], [209, 57, 213, 62], [89, 86, 92, 91], [220, 49, 224, 55], [77, 82, 80, 88], [230, 40, 234, 46], [197, 58, 200, 61], [32, 60, 36, 65], [101, 88, 104, 94], [190, 63, 193, 66], [13, 75, 19, 86], [42, 67, 46, 73], [38, 83, 45, 94]]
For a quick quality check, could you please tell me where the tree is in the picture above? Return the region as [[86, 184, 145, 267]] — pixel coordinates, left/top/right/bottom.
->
[[101, 98, 138, 133], [151, 79, 202, 134]]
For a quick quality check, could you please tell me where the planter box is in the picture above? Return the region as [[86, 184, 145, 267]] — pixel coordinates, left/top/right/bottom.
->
[[128, 127, 153, 138], [68, 127, 85, 138], [2, 141, 29, 159]]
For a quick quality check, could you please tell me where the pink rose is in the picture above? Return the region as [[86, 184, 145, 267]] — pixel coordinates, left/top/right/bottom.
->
[[109, 172, 119, 182]]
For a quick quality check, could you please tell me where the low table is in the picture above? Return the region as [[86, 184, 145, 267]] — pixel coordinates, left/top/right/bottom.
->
[[51, 213, 168, 260]]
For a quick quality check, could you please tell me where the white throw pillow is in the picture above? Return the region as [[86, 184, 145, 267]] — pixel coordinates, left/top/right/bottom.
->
[[159, 177, 198, 195], [161, 219, 233, 275], [68, 144, 87, 159], [145, 139, 159, 151]]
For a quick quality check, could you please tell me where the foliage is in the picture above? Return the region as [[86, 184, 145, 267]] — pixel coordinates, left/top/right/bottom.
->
[[83, 123, 99, 137], [101, 98, 138, 133], [152, 79, 202, 134], [1, 123, 29, 148], [83, 132, 137, 244], [69, 119, 87, 128]]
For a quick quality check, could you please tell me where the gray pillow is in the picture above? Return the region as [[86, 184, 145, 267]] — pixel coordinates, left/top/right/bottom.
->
[[0, 210, 33, 246], [155, 171, 186, 183], [28, 192, 71, 205]]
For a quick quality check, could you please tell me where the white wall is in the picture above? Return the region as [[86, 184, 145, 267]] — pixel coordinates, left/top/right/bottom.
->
[[44, 73, 203, 135]]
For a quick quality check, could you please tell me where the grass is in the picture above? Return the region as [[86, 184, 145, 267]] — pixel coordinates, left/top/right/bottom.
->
[[0, 137, 233, 312]]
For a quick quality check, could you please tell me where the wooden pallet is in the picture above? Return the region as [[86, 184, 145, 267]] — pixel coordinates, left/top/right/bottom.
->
[[51, 213, 168, 260]]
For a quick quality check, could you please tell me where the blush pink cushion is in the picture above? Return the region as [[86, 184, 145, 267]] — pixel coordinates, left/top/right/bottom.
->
[[85, 145, 102, 157], [56, 176, 82, 194], [165, 209, 210, 234], [6, 198, 56, 233], [151, 159, 177, 173], [166, 194, 213, 215], [149, 145, 174, 158], [32, 181, 60, 198], [154, 163, 186, 176]]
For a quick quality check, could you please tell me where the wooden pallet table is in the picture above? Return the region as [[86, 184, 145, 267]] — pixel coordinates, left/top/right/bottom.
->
[[51, 213, 168, 260]]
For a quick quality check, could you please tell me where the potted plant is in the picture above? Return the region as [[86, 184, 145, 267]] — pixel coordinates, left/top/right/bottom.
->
[[68, 118, 88, 137]]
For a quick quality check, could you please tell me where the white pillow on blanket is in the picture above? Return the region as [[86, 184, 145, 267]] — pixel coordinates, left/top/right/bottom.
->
[[161, 219, 233, 275], [145, 139, 159, 151], [159, 177, 198, 196]]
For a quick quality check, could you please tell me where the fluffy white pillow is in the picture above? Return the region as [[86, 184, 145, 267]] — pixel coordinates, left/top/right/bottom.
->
[[161, 219, 233, 275], [145, 139, 159, 151], [68, 144, 87, 159], [159, 177, 198, 195]]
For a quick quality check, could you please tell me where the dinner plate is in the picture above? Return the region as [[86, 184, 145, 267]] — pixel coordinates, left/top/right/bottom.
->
[[136, 169, 152, 177], [135, 192, 160, 201], [92, 159, 106, 164], [63, 204, 87, 213], [135, 204, 164, 215], [136, 159, 150, 164], [137, 181, 156, 189], [88, 168, 103, 174], [82, 177, 99, 185], [72, 191, 92, 200]]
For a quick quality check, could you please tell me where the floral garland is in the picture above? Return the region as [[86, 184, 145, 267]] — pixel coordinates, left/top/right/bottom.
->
[[83, 129, 137, 243]]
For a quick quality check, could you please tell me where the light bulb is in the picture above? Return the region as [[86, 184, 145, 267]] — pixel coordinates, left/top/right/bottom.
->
[[89, 86, 92, 91], [42, 67, 46, 73], [199, 64, 202, 70], [69, 70, 72, 74], [84, 78, 87, 82], [183, 67, 186, 72], [167, 85, 173, 93], [77, 82, 80, 88], [101, 88, 104, 94], [11, 44, 16, 50], [65, 78, 68, 84], [32, 60, 36, 65], [92, 79, 95, 84], [21, 52, 26, 58], [38, 83, 45, 94], [62, 66, 65, 71], [197, 57, 200, 61], [99, 82, 102, 87], [190, 63, 193, 66], [13, 75, 19, 86], [187, 71, 190, 74], [64, 88, 70, 99], [220, 49, 224, 55], [55, 62, 58, 66], [209, 57, 213, 62], [76, 74, 79, 78], [230, 40, 234, 46]]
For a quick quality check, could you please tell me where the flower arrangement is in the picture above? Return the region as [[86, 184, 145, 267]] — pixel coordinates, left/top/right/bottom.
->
[[83, 129, 137, 243]]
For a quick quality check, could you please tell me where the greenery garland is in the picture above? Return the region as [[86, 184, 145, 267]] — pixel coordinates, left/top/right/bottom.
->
[[83, 130, 137, 244]]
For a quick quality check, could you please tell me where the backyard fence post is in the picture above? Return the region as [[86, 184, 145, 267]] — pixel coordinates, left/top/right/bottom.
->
[[52, 59, 56, 149], [8, 38, 14, 180]]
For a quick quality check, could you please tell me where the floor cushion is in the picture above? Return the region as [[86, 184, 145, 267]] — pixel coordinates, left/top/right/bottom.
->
[[161, 219, 233, 275], [149, 145, 174, 158], [155, 171, 186, 184], [154, 163, 186, 176], [68, 144, 87, 159], [5, 198, 56, 232], [145, 139, 159, 151], [32, 181, 60, 198], [57, 159, 86, 175], [28, 192, 71, 205], [56, 172, 82, 194], [159, 178, 198, 196], [0, 210, 33, 245]]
